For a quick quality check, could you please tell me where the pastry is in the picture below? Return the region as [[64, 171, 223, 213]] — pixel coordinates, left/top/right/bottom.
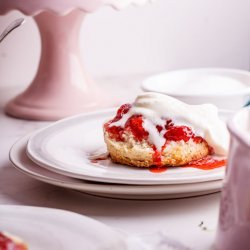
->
[[103, 92, 229, 167]]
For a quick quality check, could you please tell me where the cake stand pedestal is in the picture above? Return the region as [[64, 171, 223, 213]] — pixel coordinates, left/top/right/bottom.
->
[[1, 0, 152, 120], [5, 10, 114, 120]]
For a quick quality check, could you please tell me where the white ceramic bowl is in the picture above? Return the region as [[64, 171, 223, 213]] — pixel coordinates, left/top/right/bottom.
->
[[141, 68, 250, 110]]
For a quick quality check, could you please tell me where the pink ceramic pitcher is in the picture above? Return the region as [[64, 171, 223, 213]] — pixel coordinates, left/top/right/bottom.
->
[[215, 107, 250, 250]]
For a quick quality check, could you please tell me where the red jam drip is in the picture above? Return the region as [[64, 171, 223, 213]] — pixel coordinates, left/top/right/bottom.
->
[[184, 156, 226, 170], [149, 156, 226, 173], [108, 103, 131, 124], [149, 165, 168, 173], [0, 233, 24, 250], [105, 104, 217, 167], [152, 145, 162, 167]]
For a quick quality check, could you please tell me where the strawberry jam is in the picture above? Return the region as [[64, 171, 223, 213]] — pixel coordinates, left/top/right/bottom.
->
[[185, 156, 226, 170], [149, 165, 168, 173], [149, 155, 226, 173], [0, 232, 25, 250], [125, 115, 149, 141], [105, 126, 124, 141], [104, 103, 132, 142], [164, 125, 204, 143], [109, 103, 131, 123], [152, 145, 162, 167]]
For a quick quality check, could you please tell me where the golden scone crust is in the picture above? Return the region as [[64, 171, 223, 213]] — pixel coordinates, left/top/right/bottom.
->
[[104, 131, 209, 167]]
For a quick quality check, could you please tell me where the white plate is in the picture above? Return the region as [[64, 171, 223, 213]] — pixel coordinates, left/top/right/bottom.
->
[[26, 109, 228, 185], [0, 205, 126, 250], [10, 135, 222, 200]]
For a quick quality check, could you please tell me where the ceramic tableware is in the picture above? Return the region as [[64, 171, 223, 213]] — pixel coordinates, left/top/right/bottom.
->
[[142, 68, 250, 110], [10, 134, 223, 200], [0, 205, 126, 250], [215, 107, 250, 249], [26, 109, 230, 185]]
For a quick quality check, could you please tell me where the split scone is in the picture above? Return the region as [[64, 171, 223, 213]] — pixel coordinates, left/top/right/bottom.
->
[[0, 231, 28, 250], [103, 93, 229, 167]]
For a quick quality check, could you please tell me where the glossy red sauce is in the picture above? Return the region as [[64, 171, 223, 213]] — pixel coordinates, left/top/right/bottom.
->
[[149, 165, 168, 173], [105, 104, 222, 168], [149, 155, 226, 173], [125, 115, 149, 141], [185, 156, 226, 170], [0, 232, 25, 250], [152, 145, 162, 167], [104, 104, 131, 141], [106, 103, 131, 125], [105, 125, 124, 141]]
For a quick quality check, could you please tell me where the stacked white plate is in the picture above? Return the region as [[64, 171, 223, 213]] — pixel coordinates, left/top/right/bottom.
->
[[10, 108, 230, 200]]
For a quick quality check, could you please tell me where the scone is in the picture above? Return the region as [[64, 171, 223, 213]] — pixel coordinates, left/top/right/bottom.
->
[[0, 231, 28, 250], [104, 93, 229, 167]]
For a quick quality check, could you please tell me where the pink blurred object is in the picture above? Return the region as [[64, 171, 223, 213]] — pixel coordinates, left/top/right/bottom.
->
[[0, 0, 154, 14], [0, 1, 110, 120], [1, 0, 153, 120], [5, 10, 115, 120], [0, 0, 103, 15], [215, 107, 250, 250], [0, 0, 153, 120]]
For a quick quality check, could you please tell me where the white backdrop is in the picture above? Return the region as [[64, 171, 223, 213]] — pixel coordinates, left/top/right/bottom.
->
[[0, 0, 249, 87]]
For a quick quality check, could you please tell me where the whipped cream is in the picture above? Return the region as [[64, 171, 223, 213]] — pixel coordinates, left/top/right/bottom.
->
[[104, 0, 155, 9], [112, 92, 230, 155]]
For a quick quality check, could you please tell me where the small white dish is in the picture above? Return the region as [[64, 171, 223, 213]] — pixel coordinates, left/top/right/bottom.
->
[[9, 135, 222, 200], [0, 205, 125, 250], [141, 68, 250, 110], [26, 109, 229, 185]]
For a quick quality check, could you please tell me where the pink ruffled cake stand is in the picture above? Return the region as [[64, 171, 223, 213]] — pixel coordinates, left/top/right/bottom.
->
[[0, 0, 151, 120]]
